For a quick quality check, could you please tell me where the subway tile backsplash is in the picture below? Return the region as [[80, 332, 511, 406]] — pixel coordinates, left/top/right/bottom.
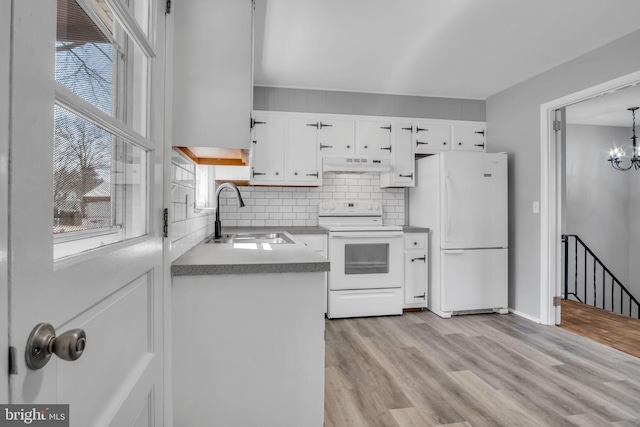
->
[[170, 150, 405, 261], [217, 174, 405, 228]]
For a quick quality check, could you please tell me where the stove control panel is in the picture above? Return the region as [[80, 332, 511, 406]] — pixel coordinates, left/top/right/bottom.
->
[[319, 200, 382, 216]]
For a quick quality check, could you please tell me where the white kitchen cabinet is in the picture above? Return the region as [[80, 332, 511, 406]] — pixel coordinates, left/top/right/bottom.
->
[[404, 233, 428, 307], [173, 0, 253, 149], [380, 121, 415, 188], [173, 271, 325, 426], [357, 120, 393, 156], [250, 112, 321, 186], [294, 234, 328, 314], [452, 124, 486, 152], [287, 117, 322, 183], [250, 115, 285, 183], [413, 122, 452, 154], [317, 118, 357, 156]]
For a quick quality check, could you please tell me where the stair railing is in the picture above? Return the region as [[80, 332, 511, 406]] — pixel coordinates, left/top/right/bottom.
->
[[562, 234, 640, 318]]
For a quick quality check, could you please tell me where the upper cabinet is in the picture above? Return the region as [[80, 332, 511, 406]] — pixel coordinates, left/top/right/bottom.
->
[[413, 122, 452, 154], [380, 122, 415, 188], [452, 124, 486, 152], [172, 0, 253, 149], [250, 112, 321, 186], [357, 120, 393, 156]]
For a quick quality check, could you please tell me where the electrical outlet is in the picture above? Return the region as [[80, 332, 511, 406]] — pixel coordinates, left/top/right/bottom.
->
[[533, 201, 540, 214]]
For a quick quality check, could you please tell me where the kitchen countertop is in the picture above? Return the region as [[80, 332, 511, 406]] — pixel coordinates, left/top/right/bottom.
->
[[402, 225, 430, 233], [171, 230, 330, 276]]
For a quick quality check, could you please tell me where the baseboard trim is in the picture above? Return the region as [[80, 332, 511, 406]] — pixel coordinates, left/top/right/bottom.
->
[[509, 308, 541, 324]]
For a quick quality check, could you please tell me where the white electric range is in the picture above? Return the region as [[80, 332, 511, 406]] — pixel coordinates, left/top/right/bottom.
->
[[319, 200, 404, 319]]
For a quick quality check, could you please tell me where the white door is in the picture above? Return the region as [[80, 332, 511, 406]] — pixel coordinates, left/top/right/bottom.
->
[[250, 115, 285, 183], [8, 2, 166, 426], [317, 118, 356, 156], [441, 152, 508, 249], [414, 122, 451, 153], [0, 0, 10, 406], [287, 117, 320, 183], [357, 120, 393, 155], [452, 124, 486, 152], [441, 248, 508, 312]]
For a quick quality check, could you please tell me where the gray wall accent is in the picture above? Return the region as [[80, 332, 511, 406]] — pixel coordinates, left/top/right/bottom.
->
[[565, 124, 630, 286], [486, 29, 640, 319], [254, 86, 485, 121]]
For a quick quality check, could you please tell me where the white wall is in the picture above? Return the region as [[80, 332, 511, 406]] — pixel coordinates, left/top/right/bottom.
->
[[487, 29, 640, 319], [565, 124, 631, 285]]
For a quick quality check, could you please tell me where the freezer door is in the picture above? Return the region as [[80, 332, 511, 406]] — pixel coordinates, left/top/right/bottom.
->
[[441, 248, 508, 312], [441, 152, 508, 249]]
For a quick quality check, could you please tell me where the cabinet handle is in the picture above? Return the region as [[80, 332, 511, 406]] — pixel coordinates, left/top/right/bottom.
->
[[401, 126, 413, 132], [307, 122, 319, 128], [416, 140, 428, 146], [474, 130, 485, 136], [443, 142, 447, 145], [252, 168, 266, 177], [380, 146, 392, 152], [319, 122, 333, 129], [399, 173, 413, 179], [252, 140, 257, 144], [319, 143, 333, 150], [416, 127, 429, 133], [380, 125, 392, 131], [411, 256, 426, 262], [306, 172, 319, 178], [474, 143, 485, 148], [413, 293, 426, 299]]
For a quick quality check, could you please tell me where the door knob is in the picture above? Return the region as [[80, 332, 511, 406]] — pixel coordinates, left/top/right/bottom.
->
[[25, 323, 87, 370]]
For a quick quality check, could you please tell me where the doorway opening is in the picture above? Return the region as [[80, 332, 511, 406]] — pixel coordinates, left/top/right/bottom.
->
[[540, 70, 640, 328]]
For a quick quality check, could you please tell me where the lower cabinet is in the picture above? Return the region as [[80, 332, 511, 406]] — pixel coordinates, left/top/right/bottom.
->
[[294, 233, 328, 314], [172, 271, 325, 427], [404, 233, 428, 308]]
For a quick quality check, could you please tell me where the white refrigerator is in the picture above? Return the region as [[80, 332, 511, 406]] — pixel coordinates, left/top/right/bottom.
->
[[409, 152, 508, 318]]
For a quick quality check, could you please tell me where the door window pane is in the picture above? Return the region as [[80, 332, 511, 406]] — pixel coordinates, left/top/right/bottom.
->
[[56, 0, 116, 116], [344, 244, 389, 275], [54, 106, 148, 259]]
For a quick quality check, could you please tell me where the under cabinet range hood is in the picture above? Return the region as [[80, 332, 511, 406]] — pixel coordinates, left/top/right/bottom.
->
[[322, 157, 391, 174]]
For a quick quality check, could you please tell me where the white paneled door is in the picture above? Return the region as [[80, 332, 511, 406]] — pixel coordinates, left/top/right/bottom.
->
[[7, 2, 166, 426]]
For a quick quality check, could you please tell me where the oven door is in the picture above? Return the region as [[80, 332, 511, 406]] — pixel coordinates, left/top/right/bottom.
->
[[328, 231, 404, 290]]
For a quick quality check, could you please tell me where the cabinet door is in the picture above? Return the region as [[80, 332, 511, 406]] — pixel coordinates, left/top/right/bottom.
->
[[173, 0, 253, 149], [380, 121, 414, 188], [287, 117, 320, 183], [358, 120, 392, 155], [250, 116, 285, 183], [452, 124, 486, 152], [318, 119, 356, 156], [414, 122, 451, 153], [404, 252, 427, 305]]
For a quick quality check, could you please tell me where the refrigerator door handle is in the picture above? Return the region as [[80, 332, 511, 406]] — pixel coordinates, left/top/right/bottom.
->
[[443, 250, 464, 254], [445, 172, 452, 242]]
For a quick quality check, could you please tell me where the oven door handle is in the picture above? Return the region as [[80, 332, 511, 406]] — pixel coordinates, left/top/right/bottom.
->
[[329, 231, 404, 238]]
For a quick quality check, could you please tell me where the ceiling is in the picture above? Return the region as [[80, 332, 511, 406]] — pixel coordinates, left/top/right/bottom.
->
[[566, 83, 640, 127], [253, 0, 640, 100]]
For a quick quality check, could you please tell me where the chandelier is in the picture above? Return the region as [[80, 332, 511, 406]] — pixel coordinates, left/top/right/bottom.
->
[[608, 107, 639, 170]]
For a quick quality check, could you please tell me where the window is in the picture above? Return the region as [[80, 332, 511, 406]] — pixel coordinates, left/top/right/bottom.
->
[[54, 0, 153, 259]]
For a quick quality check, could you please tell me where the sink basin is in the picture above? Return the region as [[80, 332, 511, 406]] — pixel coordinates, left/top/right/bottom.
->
[[206, 232, 295, 245]]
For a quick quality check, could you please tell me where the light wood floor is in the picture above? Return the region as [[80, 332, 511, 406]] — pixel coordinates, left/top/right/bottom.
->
[[324, 311, 640, 427], [559, 299, 640, 359]]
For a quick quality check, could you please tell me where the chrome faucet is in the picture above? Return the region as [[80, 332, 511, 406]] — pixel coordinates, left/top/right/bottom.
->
[[214, 182, 245, 239]]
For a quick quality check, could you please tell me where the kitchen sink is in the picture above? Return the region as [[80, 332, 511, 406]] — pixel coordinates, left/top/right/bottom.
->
[[206, 232, 295, 244]]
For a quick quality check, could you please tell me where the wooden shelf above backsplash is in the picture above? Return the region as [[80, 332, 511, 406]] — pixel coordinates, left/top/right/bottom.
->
[[175, 147, 248, 166]]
